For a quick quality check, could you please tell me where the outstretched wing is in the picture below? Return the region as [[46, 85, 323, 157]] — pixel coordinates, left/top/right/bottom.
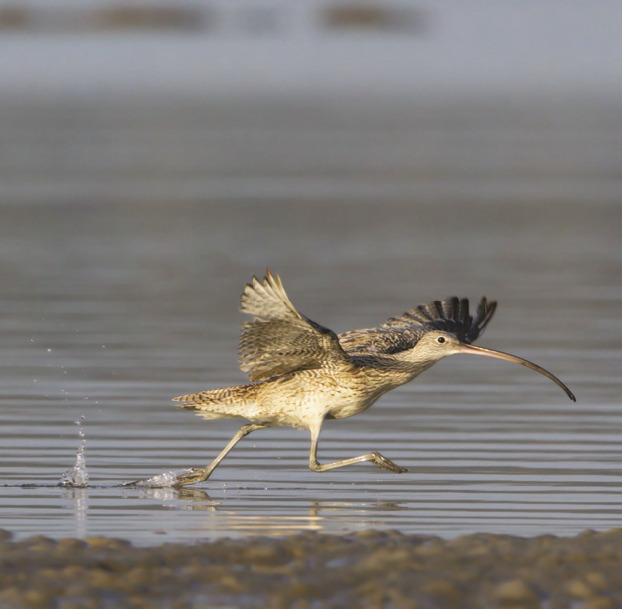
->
[[339, 296, 497, 355], [239, 271, 349, 381]]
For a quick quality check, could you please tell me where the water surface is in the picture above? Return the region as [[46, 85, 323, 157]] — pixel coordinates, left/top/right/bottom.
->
[[0, 101, 620, 545]]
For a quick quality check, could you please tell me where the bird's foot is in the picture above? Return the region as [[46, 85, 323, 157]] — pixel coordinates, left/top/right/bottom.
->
[[121, 467, 208, 488], [170, 467, 210, 488], [371, 452, 408, 474]]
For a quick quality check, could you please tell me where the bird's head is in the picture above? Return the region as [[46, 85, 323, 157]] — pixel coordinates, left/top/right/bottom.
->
[[404, 329, 576, 402]]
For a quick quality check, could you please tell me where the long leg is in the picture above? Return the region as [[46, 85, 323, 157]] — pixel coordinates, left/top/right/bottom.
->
[[172, 422, 270, 487], [307, 426, 408, 474]]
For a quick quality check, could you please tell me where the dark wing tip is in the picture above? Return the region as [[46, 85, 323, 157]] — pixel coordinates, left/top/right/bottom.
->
[[468, 297, 497, 343], [359, 295, 498, 353], [382, 295, 498, 345]]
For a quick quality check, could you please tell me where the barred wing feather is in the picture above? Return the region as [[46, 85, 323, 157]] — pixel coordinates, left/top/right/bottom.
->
[[239, 271, 349, 381]]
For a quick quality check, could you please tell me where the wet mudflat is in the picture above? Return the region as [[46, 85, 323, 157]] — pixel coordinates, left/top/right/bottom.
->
[[1, 527, 621, 609], [0, 97, 620, 606]]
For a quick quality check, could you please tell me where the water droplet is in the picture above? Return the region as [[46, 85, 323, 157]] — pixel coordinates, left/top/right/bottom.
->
[[128, 469, 194, 488], [58, 416, 89, 488]]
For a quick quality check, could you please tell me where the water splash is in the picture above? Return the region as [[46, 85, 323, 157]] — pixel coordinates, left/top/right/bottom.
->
[[124, 469, 195, 488], [58, 416, 89, 488]]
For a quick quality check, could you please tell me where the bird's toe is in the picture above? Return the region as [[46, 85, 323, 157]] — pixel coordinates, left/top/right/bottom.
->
[[172, 467, 208, 487]]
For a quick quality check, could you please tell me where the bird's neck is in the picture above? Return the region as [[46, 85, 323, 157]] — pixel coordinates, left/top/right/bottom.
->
[[353, 353, 436, 389]]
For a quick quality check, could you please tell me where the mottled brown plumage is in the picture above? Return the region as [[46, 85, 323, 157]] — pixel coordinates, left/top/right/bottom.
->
[[239, 272, 348, 382], [339, 295, 496, 355], [137, 271, 575, 488]]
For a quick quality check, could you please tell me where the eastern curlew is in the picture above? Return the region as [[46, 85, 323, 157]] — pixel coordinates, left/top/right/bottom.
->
[[139, 271, 576, 487]]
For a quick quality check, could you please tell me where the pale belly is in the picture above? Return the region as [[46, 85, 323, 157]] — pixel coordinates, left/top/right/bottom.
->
[[251, 369, 389, 430]]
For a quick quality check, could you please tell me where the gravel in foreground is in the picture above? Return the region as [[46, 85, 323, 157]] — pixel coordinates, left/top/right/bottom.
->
[[1, 528, 621, 609]]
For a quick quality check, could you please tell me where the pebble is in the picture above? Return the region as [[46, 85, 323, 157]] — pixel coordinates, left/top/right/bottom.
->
[[0, 527, 620, 609], [565, 579, 594, 599], [582, 599, 618, 609]]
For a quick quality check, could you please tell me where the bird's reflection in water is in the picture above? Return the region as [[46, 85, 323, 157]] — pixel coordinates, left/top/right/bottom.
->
[[134, 485, 407, 536], [135, 487, 219, 511], [309, 500, 403, 514]]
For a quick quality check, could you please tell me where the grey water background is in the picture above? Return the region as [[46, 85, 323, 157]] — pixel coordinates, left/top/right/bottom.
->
[[1, 2, 621, 546]]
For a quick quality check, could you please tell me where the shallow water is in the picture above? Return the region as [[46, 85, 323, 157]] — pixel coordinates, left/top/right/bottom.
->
[[0, 100, 620, 546]]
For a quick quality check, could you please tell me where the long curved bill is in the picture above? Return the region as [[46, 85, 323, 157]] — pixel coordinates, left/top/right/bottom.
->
[[456, 343, 576, 402]]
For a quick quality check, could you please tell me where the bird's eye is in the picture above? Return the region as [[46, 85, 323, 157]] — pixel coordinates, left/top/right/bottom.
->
[[437, 336, 446, 344]]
